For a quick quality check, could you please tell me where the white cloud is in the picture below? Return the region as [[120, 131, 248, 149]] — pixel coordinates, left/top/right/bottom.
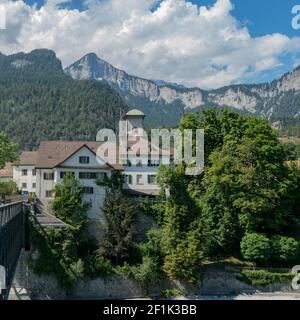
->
[[0, 0, 299, 88]]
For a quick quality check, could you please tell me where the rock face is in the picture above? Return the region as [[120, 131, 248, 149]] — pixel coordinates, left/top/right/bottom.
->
[[65, 53, 300, 126]]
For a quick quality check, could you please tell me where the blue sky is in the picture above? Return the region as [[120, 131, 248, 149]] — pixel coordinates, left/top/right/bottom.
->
[[4, 0, 300, 88], [23, 0, 299, 37]]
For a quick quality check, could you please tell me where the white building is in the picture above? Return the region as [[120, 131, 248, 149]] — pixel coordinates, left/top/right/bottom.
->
[[12, 109, 172, 220], [13, 152, 37, 196]]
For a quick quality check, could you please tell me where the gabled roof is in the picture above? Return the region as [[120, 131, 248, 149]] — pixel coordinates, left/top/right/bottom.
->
[[35, 141, 122, 170]]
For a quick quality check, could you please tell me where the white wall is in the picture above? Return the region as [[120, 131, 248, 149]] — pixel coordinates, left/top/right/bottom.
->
[[58, 147, 111, 220], [36, 169, 55, 200], [13, 165, 36, 194]]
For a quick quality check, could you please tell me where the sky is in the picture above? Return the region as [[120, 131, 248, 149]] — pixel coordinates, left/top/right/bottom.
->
[[0, 0, 300, 88]]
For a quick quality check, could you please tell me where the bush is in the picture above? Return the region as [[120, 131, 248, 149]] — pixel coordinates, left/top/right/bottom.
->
[[163, 289, 185, 298], [271, 236, 299, 263], [240, 233, 271, 263], [239, 270, 294, 287], [116, 256, 162, 294], [139, 198, 165, 226], [139, 229, 163, 263], [84, 253, 113, 279]]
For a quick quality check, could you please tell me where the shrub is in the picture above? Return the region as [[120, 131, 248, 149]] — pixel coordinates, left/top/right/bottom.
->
[[139, 229, 163, 263], [163, 289, 185, 298], [239, 270, 294, 287], [116, 256, 162, 294], [84, 253, 113, 279], [271, 236, 299, 263], [240, 233, 271, 263]]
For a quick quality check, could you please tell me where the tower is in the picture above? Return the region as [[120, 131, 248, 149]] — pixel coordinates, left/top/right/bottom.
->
[[124, 109, 145, 137]]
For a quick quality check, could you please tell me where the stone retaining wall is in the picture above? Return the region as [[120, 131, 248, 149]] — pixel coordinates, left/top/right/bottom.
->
[[9, 251, 296, 300]]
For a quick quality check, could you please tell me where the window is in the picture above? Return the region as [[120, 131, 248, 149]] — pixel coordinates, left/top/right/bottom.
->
[[136, 175, 143, 185], [45, 191, 52, 198], [98, 172, 108, 180], [44, 172, 54, 180], [60, 172, 75, 179], [148, 160, 160, 167], [79, 172, 97, 179], [32, 169, 36, 176], [22, 183, 27, 189], [136, 161, 143, 167], [32, 183, 36, 189], [148, 175, 157, 185], [125, 175, 133, 185], [79, 156, 90, 164], [124, 160, 132, 167], [22, 169, 28, 176], [83, 187, 94, 194]]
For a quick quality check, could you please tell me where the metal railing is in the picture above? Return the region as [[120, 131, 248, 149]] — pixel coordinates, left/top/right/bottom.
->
[[0, 202, 25, 300]]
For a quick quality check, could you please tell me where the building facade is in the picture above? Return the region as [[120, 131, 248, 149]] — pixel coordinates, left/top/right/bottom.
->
[[12, 109, 171, 220]]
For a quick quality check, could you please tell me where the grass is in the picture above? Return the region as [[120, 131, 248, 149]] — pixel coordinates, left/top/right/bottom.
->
[[203, 256, 256, 270]]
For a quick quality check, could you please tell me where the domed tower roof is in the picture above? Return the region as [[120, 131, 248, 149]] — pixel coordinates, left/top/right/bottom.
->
[[125, 109, 145, 117]]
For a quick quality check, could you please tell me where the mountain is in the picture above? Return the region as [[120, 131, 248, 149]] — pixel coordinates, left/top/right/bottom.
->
[[0, 49, 127, 149], [65, 53, 300, 127]]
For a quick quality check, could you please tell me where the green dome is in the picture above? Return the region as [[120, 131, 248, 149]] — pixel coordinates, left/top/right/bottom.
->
[[126, 109, 145, 117]]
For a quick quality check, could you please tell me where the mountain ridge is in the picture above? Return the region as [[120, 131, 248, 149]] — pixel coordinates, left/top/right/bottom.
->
[[65, 52, 300, 126], [0, 49, 128, 149]]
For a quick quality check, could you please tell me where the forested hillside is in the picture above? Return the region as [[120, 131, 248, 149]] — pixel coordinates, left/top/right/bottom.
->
[[0, 49, 128, 150]]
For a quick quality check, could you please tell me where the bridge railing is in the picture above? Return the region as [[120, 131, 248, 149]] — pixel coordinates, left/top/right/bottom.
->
[[0, 201, 25, 300], [0, 202, 24, 227]]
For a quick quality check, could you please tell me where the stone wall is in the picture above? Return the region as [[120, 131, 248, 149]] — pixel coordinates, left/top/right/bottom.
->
[[9, 251, 296, 300]]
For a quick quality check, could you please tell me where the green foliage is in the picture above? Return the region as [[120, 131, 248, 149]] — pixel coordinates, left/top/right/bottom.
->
[[100, 190, 137, 263], [163, 289, 185, 298], [271, 236, 299, 263], [29, 225, 86, 289], [83, 253, 113, 279], [154, 109, 300, 280], [239, 270, 294, 287], [240, 233, 272, 263], [282, 142, 300, 161], [163, 233, 205, 283], [198, 110, 300, 253], [138, 197, 165, 226], [30, 173, 112, 289], [51, 174, 90, 227], [241, 233, 299, 264], [116, 256, 162, 294], [139, 228, 164, 264], [96, 171, 124, 191], [0, 50, 127, 150], [0, 132, 18, 169], [0, 180, 17, 196]]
